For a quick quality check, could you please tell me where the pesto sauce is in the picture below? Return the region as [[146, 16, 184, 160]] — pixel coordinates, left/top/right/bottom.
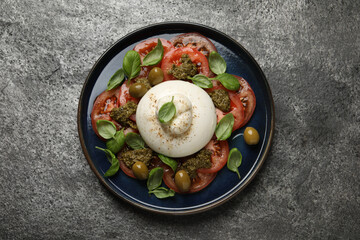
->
[[208, 89, 231, 112], [168, 54, 198, 79], [135, 77, 151, 90], [119, 147, 153, 168], [110, 101, 138, 129], [179, 149, 212, 179]]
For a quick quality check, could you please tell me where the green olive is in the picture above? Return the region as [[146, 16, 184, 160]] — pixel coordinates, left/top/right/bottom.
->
[[129, 83, 148, 98], [174, 170, 191, 193], [244, 127, 260, 145], [148, 67, 164, 86], [132, 161, 149, 180]]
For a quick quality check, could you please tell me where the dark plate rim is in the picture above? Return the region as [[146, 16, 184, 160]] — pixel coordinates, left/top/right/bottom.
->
[[77, 21, 275, 215]]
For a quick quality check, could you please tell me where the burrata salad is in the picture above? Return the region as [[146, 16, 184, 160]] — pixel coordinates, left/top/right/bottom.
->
[[91, 33, 258, 198]]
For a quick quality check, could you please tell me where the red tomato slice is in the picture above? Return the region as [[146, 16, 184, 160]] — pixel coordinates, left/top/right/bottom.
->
[[162, 163, 217, 194], [91, 87, 122, 138], [207, 84, 245, 132], [91, 83, 139, 139], [133, 38, 174, 64], [133, 38, 174, 80], [197, 139, 229, 174], [170, 32, 217, 58], [233, 75, 256, 127], [219, 91, 244, 131], [119, 159, 136, 179], [118, 154, 162, 179], [118, 81, 139, 106], [123, 127, 137, 135], [136, 66, 152, 79], [161, 47, 211, 81], [118, 82, 139, 125]]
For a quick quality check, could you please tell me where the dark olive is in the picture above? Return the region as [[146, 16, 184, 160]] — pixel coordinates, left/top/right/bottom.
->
[[129, 83, 148, 98], [244, 127, 260, 145], [174, 170, 191, 193], [132, 161, 149, 180], [148, 67, 164, 86]]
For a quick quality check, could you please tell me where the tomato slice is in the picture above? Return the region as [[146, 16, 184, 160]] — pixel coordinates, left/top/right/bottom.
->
[[118, 154, 163, 179], [197, 139, 229, 174], [119, 159, 136, 178], [233, 75, 256, 127], [136, 65, 152, 79], [170, 32, 217, 58], [91, 87, 122, 138], [161, 47, 211, 81], [219, 91, 244, 131], [133, 38, 174, 64], [117, 82, 139, 125], [207, 83, 245, 132], [133, 38, 174, 80], [91, 82, 139, 139], [118, 81, 139, 106], [162, 163, 217, 194]]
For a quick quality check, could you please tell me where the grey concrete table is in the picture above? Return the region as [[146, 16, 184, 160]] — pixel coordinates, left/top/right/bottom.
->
[[1, 0, 359, 239]]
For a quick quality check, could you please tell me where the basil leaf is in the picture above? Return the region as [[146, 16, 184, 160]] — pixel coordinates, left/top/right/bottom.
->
[[215, 113, 234, 140], [149, 187, 175, 199], [123, 50, 141, 81], [215, 73, 240, 91], [95, 146, 113, 162], [104, 156, 120, 177], [125, 132, 145, 150], [96, 120, 116, 139], [209, 51, 227, 75], [107, 68, 125, 90], [227, 148, 242, 178], [95, 147, 120, 177], [147, 167, 164, 191], [106, 129, 125, 154], [142, 39, 164, 66], [187, 74, 213, 88], [158, 96, 176, 123], [158, 154, 178, 172]]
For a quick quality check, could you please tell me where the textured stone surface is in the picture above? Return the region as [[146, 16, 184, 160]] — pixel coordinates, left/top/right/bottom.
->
[[1, 0, 359, 239]]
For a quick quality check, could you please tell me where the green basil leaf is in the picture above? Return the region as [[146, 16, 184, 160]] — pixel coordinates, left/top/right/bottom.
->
[[107, 68, 125, 90], [149, 187, 175, 199], [215, 73, 240, 91], [104, 157, 120, 177], [158, 96, 176, 123], [209, 51, 227, 75], [215, 113, 234, 140], [227, 148, 242, 178], [96, 120, 116, 139], [187, 74, 213, 88], [123, 50, 141, 81], [106, 129, 125, 153], [147, 167, 164, 191], [125, 132, 145, 150], [141, 39, 164, 66], [95, 146, 113, 162], [158, 154, 178, 172], [95, 147, 120, 177]]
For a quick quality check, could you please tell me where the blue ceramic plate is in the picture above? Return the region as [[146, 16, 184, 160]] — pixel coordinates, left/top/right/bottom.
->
[[78, 22, 274, 215]]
